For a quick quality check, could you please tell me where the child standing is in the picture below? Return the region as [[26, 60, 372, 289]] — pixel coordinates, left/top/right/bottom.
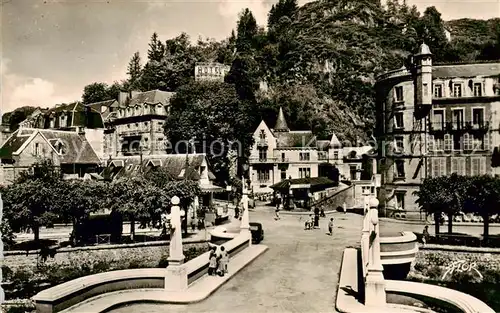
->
[[208, 246, 217, 276], [220, 246, 229, 274], [328, 218, 334, 235]]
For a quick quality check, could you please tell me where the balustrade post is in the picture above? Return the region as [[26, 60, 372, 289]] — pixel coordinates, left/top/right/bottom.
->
[[164, 196, 188, 292], [240, 176, 251, 245], [365, 198, 386, 307]]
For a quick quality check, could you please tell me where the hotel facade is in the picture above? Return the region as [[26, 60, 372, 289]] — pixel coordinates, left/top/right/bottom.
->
[[375, 43, 500, 218]]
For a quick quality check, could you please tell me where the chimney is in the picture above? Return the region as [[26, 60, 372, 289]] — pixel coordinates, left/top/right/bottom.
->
[[118, 92, 129, 105]]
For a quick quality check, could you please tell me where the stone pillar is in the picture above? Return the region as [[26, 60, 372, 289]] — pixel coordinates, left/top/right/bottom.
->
[[365, 198, 386, 307], [361, 195, 370, 277], [0, 193, 4, 304], [240, 176, 251, 244], [165, 196, 188, 292]]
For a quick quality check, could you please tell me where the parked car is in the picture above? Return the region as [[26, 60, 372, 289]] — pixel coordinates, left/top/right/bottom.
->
[[249, 222, 264, 244]]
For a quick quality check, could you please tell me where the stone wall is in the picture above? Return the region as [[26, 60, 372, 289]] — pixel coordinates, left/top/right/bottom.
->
[[4, 240, 209, 269], [315, 184, 354, 210]]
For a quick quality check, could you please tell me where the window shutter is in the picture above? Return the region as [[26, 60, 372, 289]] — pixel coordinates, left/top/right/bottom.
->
[[480, 158, 486, 175], [451, 158, 458, 173]]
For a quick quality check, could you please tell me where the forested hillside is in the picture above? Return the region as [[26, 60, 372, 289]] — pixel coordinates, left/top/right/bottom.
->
[[5, 0, 500, 143]]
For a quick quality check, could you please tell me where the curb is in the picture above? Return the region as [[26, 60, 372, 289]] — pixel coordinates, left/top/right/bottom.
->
[[279, 210, 339, 216], [379, 217, 500, 227]]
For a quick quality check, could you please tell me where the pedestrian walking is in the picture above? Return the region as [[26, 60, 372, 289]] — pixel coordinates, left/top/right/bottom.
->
[[305, 214, 314, 230], [343, 202, 347, 214], [275, 203, 281, 220], [208, 246, 217, 276], [422, 225, 430, 247], [328, 218, 334, 235]]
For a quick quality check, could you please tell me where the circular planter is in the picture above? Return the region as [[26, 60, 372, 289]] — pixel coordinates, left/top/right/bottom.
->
[[380, 231, 418, 280], [210, 226, 239, 245]]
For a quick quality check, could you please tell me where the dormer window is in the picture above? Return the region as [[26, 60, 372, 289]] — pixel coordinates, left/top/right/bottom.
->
[[473, 83, 482, 97], [453, 83, 462, 97], [434, 84, 443, 98]]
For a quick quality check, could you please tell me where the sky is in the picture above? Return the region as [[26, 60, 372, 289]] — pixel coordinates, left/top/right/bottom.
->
[[1, 0, 500, 113]]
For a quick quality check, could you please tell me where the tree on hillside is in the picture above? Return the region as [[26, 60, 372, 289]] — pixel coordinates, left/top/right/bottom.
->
[[3, 106, 38, 131], [140, 33, 168, 91], [165, 81, 254, 184], [268, 0, 298, 29], [163, 33, 197, 90], [127, 52, 142, 90], [236, 9, 258, 53], [417, 7, 449, 61]]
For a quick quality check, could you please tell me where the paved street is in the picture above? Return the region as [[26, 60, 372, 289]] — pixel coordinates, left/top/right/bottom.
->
[[110, 207, 364, 313]]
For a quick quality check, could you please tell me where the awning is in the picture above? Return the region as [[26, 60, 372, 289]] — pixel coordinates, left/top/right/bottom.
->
[[200, 184, 225, 194], [271, 177, 335, 191]]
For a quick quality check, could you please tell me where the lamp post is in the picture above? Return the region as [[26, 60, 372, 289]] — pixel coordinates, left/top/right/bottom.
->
[[365, 196, 386, 307], [240, 163, 250, 236]]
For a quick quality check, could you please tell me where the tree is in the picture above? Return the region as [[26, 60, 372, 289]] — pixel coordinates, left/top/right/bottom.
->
[[165, 81, 255, 184], [82, 82, 112, 104], [127, 52, 142, 85], [56, 180, 107, 245], [2, 106, 38, 131], [268, 0, 298, 29], [416, 7, 449, 61], [235, 9, 258, 53]]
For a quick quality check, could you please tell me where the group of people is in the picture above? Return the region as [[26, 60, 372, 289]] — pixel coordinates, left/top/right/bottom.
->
[[304, 214, 335, 235], [208, 245, 229, 277]]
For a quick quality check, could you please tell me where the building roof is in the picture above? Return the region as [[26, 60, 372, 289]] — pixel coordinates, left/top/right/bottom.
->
[[276, 131, 317, 148], [0, 128, 100, 164], [105, 154, 216, 181], [330, 133, 341, 147], [433, 62, 500, 79], [0, 129, 32, 159], [39, 130, 100, 164], [415, 42, 432, 56], [128, 90, 175, 107], [316, 140, 330, 150], [273, 107, 289, 132]]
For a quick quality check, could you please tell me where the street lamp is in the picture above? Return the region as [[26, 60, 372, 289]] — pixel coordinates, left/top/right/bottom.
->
[[240, 163, 250, 233]]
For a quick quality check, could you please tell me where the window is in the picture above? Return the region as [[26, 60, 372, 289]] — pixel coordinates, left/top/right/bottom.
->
[[444, 134, 452, 151], [318, 151, 327, 160], [453, 134, 462, 151], [395, 192, 405, 210], [34, 143, 39, 156], [433, 109, 444, 130], [395, 159, 405, 179], [198, 67, 203, 75], [257, 169, 270, 181], [463, 133, 473, 151], [259, 130, 266, 140], [258, 149, 267, 161], [333, 151, 339, 160], [423, 83, 428, 96], [452, 109, 464, 129], [394, 136, 404, 153], [299, 152, 310, 161], [350, 165, 357, 180], [453, 83, 462, 97], [432, 157, 447, 177], [281, 169, 287, 180], [435, 135, 444, 151], [472, 108, 484, 127], [434, 84, 443, 98], [470, 158, 486, 176], [451, 157, 466, 175], [472, 134, 490, 151], [427, 135, 435, 152], [473, 83, 482, 97], [299, 168, 311, 178], [395, 86, 404, 102], [394, 112, 404, 129]]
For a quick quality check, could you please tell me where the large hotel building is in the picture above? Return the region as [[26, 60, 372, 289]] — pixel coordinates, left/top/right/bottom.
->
[[375, 43, 500, 218]]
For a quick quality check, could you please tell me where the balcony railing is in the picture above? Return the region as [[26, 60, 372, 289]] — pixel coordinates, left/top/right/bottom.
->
[[276, 158, 290, 163], [429, 121, 490, 132], [249, 157, 277, 163]]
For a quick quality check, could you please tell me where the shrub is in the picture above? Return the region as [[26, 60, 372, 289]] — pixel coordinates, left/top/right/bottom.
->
[[158, 254, 169, 268]]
